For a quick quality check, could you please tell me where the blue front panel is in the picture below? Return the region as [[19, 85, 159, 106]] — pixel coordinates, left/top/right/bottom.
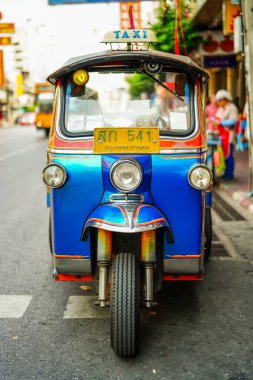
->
[[151, 155, 203, 256], [101, 155, 152, 203], [51, 155, 103, 256]]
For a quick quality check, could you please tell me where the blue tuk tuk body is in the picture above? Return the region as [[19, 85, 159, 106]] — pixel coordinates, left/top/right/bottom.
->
[[43, 31, 211, 356], [50, 154, 204, 273]]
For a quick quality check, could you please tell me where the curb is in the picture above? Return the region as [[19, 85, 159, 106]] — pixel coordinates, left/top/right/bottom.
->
[[218, 183, 253, 214]]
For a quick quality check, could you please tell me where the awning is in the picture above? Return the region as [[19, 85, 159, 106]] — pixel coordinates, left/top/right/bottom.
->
[[191, 0, 222, 30]]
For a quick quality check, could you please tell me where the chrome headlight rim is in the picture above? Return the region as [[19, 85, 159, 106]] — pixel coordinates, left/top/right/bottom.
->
[[42, 163, 67, 189], [188, 163, 212, 190], [110, 159, 143, 193]]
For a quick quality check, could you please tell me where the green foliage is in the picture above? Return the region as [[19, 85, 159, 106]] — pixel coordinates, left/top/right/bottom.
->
[[151, 5, 201, 54], [126, 2, 201, 98], [125, 73, 154, 99]]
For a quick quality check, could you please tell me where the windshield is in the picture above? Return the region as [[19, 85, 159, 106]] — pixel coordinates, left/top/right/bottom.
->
[[37, 92, 54, 113], [64, 68, 192, 135]]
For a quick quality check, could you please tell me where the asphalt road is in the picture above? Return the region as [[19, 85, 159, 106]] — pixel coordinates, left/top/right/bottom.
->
[[0, 126, 253, 380]]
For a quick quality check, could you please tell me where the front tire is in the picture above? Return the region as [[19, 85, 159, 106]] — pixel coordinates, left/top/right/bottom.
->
[[111, 252, 140, 357]]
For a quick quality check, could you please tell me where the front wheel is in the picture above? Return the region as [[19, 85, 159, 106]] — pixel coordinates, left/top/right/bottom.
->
[[110, 252, 140, 357]]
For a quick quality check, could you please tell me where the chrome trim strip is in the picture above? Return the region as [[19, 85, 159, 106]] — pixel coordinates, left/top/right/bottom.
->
[[109, 193, 144, 203], [86, 221, 167, 233], [48, 148, 94, 154], [48, 147, 207, 155], [160, 148, 207, 154], [164, 258, 201, 274], [55, 85, 61, 134], [54, 257, 91, 274]]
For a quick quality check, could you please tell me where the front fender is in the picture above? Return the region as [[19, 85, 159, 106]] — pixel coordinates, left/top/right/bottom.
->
[[82, 203, 173, 242]]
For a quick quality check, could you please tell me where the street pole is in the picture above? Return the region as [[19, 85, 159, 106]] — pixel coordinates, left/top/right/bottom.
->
[[241, 0, 253, 196]]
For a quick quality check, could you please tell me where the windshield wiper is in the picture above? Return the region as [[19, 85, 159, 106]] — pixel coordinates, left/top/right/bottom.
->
[[126, 62, 184, 102]]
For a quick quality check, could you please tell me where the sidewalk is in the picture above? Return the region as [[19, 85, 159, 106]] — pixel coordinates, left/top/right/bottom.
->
[[217, 149, 253, 214]]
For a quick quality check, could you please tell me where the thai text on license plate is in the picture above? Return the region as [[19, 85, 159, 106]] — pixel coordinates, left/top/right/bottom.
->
[[94, 128, 160, 154]]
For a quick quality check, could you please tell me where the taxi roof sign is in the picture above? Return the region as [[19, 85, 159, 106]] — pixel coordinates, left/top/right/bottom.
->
[[102, 30, 157, 50]]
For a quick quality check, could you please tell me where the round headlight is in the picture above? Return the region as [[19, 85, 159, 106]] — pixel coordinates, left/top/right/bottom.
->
[[42, 164, 67, 188], [188, 164, 212, 190], [110, 160, 142, 192]]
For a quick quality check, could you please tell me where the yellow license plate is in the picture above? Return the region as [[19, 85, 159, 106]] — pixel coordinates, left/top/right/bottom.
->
[[94, 128, 160, 154]]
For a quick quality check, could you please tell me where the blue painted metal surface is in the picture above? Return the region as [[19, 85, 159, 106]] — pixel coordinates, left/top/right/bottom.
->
[[50, 153, 205, 260], [151, 155, 203, 256], [51, 155, 103, 257], [101, 155, 152, 203]]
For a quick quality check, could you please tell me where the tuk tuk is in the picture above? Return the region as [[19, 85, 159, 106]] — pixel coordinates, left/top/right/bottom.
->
[[42, 30, 212, 357]]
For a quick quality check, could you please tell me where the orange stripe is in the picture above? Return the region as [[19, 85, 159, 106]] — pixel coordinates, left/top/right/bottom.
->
[[166, 254, 202, 259], [133, 204, 146, 224], [86, 218, 126, 227], [163, 274, 204, 281], [53, 254, 89, 259], [55, 274, 94, 282], [49, 129, 206, 150], [137, 217, 165, 226]]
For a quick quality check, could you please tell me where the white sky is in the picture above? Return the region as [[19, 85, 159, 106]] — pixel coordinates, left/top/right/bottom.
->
[[0, 0, 156, 83]]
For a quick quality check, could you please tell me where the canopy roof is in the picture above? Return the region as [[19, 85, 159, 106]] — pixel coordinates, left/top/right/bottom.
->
[[47, 49, 208, 85]]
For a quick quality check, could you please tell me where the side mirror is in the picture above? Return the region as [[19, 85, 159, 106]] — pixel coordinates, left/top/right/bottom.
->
[[70, 84, 86, 97], [175, 74, 186, 96]]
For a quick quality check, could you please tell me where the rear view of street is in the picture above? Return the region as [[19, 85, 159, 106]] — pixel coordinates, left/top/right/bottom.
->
[[0, 126, 253, 380]]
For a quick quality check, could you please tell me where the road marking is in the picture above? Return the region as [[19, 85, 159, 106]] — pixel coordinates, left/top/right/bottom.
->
[[0, 295, 32, 318], [0, 144, 40, 162], [63, 296, 110, 319]]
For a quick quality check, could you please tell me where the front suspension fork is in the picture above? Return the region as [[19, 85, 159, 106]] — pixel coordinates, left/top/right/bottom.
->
[[96, 228, 157, 308], [97, 229, 112, 307], [142, 230, 156, 308]]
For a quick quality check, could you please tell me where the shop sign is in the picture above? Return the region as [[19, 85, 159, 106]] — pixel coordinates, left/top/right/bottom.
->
[[204, 55, 236, 69], [234, 15, 243, 53], [0, 50, 4, 87], [0, 37, 11, 45], [16, 73, 24, 97], [199, 32, 234, 56], [120, 2, 141, 29], [223, 0, 240, 35], [0, 23, 15, 33]]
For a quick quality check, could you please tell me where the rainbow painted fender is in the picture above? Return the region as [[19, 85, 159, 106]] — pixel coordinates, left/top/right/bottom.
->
[[82, 203, 173, 240]]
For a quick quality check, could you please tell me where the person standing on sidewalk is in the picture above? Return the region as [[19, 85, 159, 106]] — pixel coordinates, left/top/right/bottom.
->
[[214, 90, 238, 180], [0, 105, 3, 127], [205, 94, 218, 132]]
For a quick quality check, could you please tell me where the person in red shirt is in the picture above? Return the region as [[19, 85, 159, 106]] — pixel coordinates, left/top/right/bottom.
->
[[213, 90, 238, 180], [205, 94, 218, 132]]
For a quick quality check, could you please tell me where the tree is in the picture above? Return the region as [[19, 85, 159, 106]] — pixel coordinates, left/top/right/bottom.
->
[[125, 73, 154, 99], [151, 1, 201, 55]]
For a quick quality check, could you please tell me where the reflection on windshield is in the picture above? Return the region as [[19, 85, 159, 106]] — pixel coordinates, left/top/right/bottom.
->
[[65, 71, 191, 134]]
